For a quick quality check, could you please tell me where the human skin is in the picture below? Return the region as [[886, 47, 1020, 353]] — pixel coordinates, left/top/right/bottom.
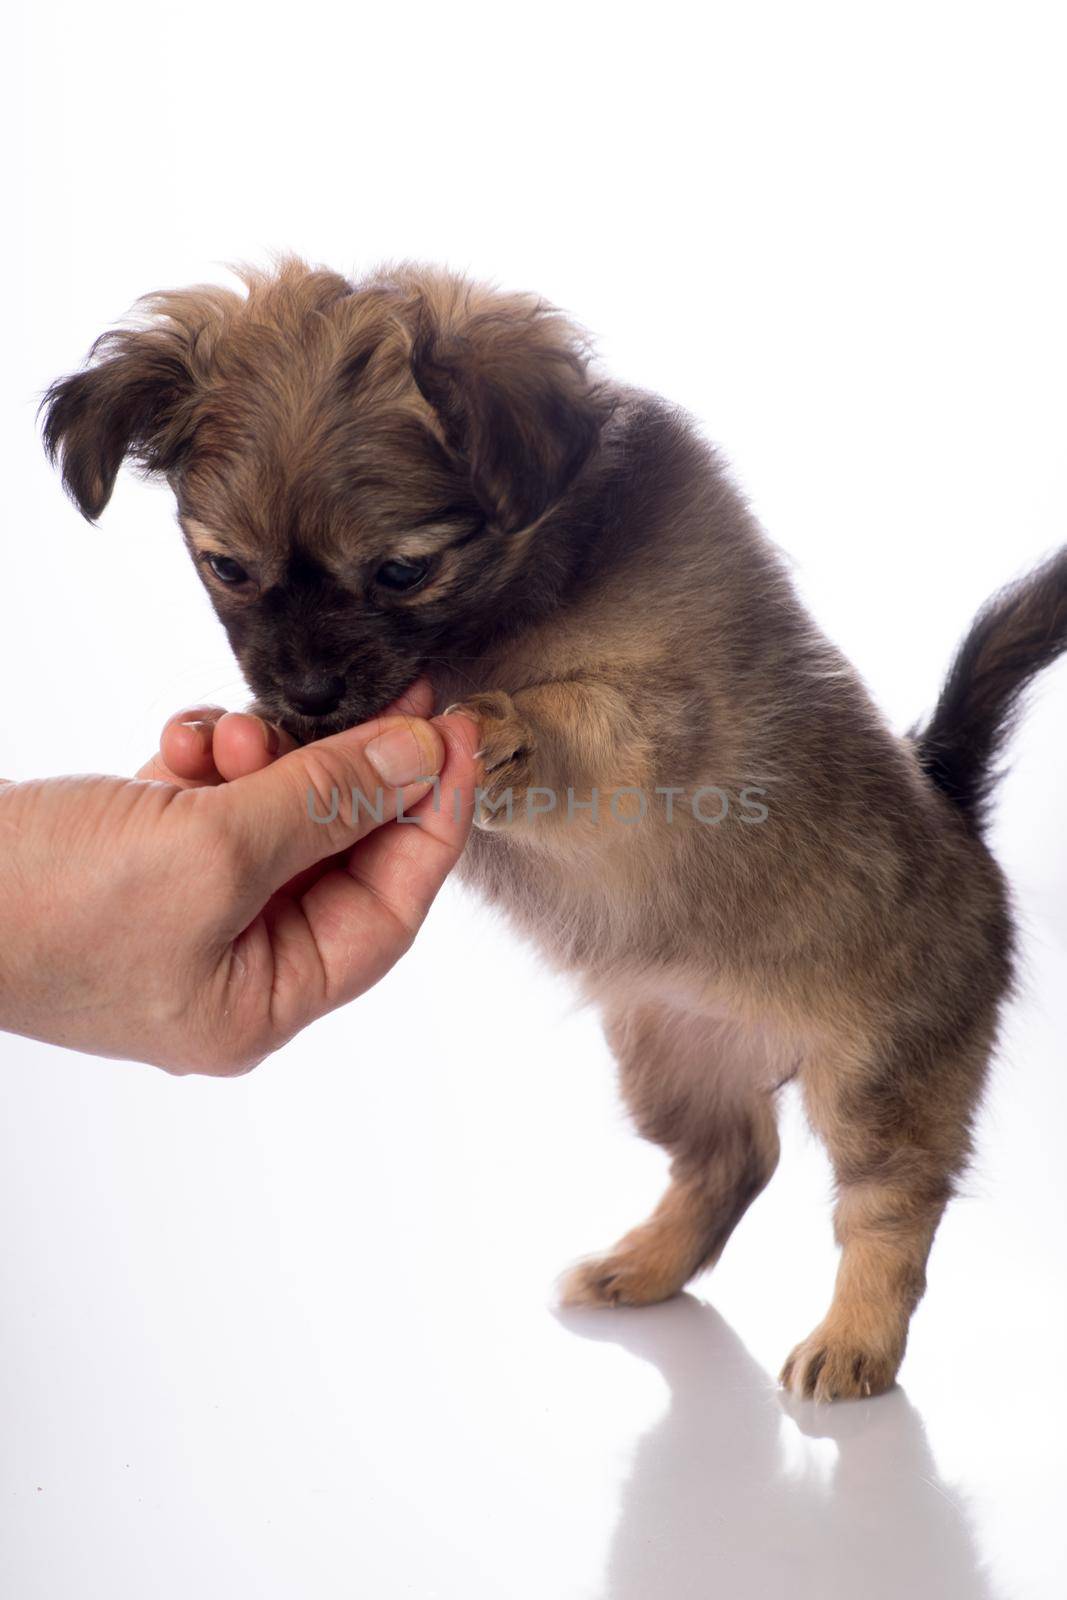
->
[[0, 680, 477, 1074]]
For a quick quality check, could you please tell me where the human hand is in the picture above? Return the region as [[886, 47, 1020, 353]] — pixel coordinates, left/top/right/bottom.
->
[[0, 686, 477, 1074]]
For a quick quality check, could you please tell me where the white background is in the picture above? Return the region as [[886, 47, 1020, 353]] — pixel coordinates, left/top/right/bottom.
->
[[3, 4, 1066, 1596]]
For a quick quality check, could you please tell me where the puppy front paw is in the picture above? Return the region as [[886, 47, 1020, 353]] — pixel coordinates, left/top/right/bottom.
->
[[779, 1322, 902, 1402], [445, 691, 537, 828]]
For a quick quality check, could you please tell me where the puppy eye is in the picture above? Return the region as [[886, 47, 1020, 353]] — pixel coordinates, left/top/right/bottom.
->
[[206, 552, 248, 585], [375, 557, 430, 592]]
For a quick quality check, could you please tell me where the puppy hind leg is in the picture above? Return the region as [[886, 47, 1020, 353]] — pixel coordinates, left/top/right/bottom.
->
[[781, 1026, 992, 1402], [558, 1003, 781, 1308]]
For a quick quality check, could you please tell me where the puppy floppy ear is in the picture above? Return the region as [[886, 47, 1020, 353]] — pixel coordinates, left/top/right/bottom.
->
[[409, 290, 616, 535], [41, 310, 209, 521]]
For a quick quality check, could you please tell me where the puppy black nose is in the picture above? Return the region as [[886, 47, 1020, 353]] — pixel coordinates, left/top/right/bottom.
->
[[283, 672, 346, 717]]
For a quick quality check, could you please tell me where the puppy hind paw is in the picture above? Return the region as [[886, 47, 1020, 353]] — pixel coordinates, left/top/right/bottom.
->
[[555, 1246, 687, 1310]]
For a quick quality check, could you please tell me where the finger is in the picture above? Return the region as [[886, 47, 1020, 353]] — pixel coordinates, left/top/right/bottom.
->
[[212, 713, 448, 904], [138, 715, 226, 786], [140, 706, 228, 785], [210, 685, 430, 787], [333, 710, 478, 932], [160, 716, 228, 782], [250, 712, 480, 1016], [209, 687, 428, 874], [211, 712, 296, 783]]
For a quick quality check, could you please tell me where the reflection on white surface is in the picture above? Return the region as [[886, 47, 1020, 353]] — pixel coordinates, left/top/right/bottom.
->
[[560, 1298, 1002, 1600]]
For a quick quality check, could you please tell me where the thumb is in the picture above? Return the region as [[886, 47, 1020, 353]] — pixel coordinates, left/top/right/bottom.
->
[[213, 714, 446, 899]]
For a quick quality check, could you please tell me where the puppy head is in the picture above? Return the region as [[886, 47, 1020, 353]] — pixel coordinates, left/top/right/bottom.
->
[[42, 259, 615, 739]]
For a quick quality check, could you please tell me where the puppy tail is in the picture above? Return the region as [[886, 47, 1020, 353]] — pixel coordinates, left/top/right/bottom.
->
[[912, 545, 1067, 832]]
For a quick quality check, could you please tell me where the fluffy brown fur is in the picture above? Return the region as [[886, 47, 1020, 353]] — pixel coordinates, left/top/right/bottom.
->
[[42, 259, 1067, 1400]]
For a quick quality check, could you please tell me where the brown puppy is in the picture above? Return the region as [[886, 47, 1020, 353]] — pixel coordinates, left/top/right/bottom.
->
[[42, 259, 1067, 1400]]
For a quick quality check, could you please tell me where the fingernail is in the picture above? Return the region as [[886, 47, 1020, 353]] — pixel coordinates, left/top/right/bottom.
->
[[365, 719, 442, 786], [178, 720, 210, 754], [254, 716, 280, 755]]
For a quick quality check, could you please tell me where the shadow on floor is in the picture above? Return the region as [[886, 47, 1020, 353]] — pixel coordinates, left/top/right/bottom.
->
[[557, 1296, 1001, 1600]]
